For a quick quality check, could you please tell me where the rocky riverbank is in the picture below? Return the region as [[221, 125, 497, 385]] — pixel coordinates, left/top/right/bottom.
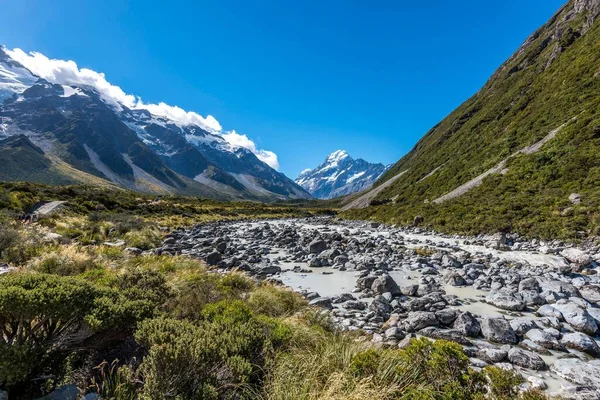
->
[[156, 217, 600, 399]]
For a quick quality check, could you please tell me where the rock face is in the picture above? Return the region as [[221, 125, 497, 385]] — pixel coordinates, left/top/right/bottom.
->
[[295, 150, 390, 199]]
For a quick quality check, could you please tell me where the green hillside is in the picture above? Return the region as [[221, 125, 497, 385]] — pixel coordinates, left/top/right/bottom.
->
[[344, 0, 600, 240]]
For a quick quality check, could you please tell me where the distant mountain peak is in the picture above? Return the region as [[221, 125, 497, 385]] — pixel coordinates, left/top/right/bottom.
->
[[296, 151, 389, 199], [326, 149, 349, 163]]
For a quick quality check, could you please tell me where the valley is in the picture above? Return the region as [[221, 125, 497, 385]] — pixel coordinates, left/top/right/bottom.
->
[[2, 0, 600, 399]]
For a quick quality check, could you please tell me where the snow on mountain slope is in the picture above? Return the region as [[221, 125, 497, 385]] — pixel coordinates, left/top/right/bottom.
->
[[0, 45, 311, 201], [0, 48, 37, 103], [296, 150, 390, 199]]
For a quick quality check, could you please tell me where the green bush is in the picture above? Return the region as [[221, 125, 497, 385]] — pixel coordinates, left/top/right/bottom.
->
[[247, 285, 307, 317], [136, 301, 288, 399], [0, 273, 160, 387], [485, 366, 524, 400]]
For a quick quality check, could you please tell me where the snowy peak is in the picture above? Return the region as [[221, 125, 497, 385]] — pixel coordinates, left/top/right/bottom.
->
[[296, 151, 390, 199], [326, 149, 349, 163]]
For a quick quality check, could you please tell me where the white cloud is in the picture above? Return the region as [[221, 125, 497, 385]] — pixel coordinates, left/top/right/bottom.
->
[[222, 130, 279, 170], [4, 47, 279, 169]]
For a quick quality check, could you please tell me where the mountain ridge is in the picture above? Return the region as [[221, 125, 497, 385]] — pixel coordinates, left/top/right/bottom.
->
[[0, 47, 312, 202], [343, 0, 600, 239]]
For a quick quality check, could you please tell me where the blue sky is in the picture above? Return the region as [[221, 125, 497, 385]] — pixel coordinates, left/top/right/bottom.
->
[[1, 0, 565, 178]]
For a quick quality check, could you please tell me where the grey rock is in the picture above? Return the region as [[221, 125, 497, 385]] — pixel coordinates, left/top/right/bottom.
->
[[518, 277, 540, 292], [453, 311, 481, 337], [371, 274, 401, 296], [309, 297, 333, 309], [486, 290, 526, 311], [435, 308, 458, 326], [509, 317, 539, 336], [561, 248, 592, 268], [551, 359, 600, 387], [579, 285, 600, 304], [384, 327, 405, 340], [480, 318, 518, 344], [206, 251, 222, 265], [524, 329, 565, 351], [476, 347, 508, 363], [402, 311, 438, 331], [309, 239, 328, 254], [536, 304, 564, 320], [419, 327, 472, 345], [560, 332, 600, 357], [507, 348, 546, 370], [344, 300, 367, 310], [553, 300, 598, 335], [400, 284, 419, 296]]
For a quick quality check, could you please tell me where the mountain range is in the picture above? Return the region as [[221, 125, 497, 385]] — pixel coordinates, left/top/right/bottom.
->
[[342, 0, 600, 238], [295, 150, 389, 199], [0, 47, 311, 201]]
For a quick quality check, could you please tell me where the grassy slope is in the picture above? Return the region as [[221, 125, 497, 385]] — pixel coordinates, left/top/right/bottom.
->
[[344, 1, 600, 240]]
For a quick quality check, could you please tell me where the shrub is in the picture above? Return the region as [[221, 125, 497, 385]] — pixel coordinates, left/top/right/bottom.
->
[[348, 349, 381, 378], [0, 273, 160, 387], [247, 285, 307, 317], [485, 366, 524, 400], [0, 223, 18, 258], [29, 246, 101, 276], [167, 272, 254, 321], [90, 360, 137, 400], [136, 302, 284, 399], [123, 227, 162, 250]]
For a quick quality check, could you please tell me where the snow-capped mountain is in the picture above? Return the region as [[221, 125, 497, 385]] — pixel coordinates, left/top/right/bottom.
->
[[296, 150, 390, 199], [0, 46, 311, 201]]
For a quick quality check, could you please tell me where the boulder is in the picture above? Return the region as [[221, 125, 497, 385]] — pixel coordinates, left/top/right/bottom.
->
[[486, 290, 526, 311], [509, 317, 539, 336], [480, 318, 518, 344], [309, 297, 333, 309], [536, 304, 564, 320], [309, 239, 328, 254], [560, 332, 600, 357], [344, 300, 366, 310], [579, 285, 600, 304], [551, 359, 600, 388], [560, 248, 593, 269], [476, 347, 508, 363], [553, 301, 598, 335], [524, 329, 565, 351], [205, 251, 222, 265], [419, 327, 472, 345], [400, 284, 419, 297], [384, 327, 405, 340], [507, 348, 546, 370], [370, 296, 393, 317], [569, 193, 581, 204], [518, 277, 540, 293], [371, 274, 401, 296], [453, 311, 481, 337], [402, 311, 438, 331]]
